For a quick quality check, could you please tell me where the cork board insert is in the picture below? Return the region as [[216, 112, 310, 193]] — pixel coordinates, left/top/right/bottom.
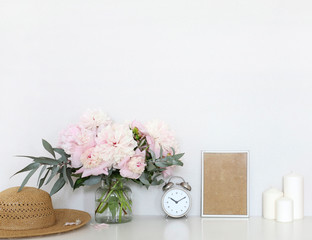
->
[[202, 152, 248, 217]]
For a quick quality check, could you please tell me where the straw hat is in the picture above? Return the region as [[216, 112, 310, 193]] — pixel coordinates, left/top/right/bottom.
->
[[0, 187, 91, 238]]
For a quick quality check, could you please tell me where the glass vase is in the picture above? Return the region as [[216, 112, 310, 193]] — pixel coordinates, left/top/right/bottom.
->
[[95, 179, 132, 224]]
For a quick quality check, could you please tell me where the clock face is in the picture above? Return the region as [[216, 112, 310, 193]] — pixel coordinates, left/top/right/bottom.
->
[[162, 188, 191, 218]]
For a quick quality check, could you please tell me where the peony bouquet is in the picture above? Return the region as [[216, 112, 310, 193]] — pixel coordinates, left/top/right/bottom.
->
[[14, 110, 184, 223]]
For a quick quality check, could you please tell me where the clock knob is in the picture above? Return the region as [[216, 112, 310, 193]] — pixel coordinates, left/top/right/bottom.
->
[[180, 182, 192, 191], [162, 182, 174, 191]]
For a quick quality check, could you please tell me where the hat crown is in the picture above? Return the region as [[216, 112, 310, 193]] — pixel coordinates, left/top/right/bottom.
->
[[0, 187, 56, 230]]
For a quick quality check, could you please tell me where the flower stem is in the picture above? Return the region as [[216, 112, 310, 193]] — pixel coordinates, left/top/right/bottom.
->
[[95, 179, 132, 223], [95, 180, 119, 214]]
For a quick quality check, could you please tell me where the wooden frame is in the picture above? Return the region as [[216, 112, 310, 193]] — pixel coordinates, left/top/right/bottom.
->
[[201, 151, 249, 217]]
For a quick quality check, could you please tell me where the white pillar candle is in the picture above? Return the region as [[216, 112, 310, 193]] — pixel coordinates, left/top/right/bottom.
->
[[262, 187, 283, 219], [276, 197, 294, 222], [283, 172, 304, 220]]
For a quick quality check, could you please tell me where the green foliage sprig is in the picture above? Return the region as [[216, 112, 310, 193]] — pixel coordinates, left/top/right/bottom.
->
[[13, 140, 74, 195], [13, 139, 184, 195]]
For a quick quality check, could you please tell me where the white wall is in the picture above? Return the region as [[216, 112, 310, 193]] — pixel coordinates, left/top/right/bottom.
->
[[1, 0, 312, 217]]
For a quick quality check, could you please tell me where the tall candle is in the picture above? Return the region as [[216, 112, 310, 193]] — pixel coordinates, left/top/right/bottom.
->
[[283, 172, 304, 220], [276, 197, 293, 222], [262, 187, 283, 219]]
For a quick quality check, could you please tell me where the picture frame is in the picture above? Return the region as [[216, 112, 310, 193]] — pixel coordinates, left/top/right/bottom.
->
[[201, 151, 249, 217]]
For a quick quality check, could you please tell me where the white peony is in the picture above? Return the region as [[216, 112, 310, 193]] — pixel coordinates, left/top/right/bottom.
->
[[80, 146, 107, 169], [145, 120, 179, 158], [80, 109, 112, 130], [96, 123, 137, 164]]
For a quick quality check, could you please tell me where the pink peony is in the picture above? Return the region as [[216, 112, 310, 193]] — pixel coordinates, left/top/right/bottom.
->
[[145, 120, 179, 159], [131, 120, 149, 136], [118, 149, 146, 179], [58, 125, 96, 168], [75, 147, 110, 177], [96, 123, 137, 165]]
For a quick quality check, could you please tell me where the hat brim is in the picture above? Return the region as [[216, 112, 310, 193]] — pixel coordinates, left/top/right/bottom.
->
[[0, 209, 91, 239]]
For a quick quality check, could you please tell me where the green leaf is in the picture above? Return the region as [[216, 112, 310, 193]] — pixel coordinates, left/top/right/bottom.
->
[[147, 162, 156, 171], [152, 173, 161, 179], [12, 162, 40, 177], [84, 176, 102, 186], [66, 168, 74, 188], [173, 153, 184, 160], [171, 147, 176, 155], [42, 139, 55, 158], [74, 177, 90, 189], [151, 173, 164, 186], [71, 173, 82, 178], [108, 196, 119, 219], [155, 161, 170, 168], [18, 166, 40, 192], [38, 170, 50, 188], [50, 177, 66, 195], [149, 150, 156, 161], [62, 165, 68, 183], [131, 179, 143, 186], [34, 157, 59, 165], [139, 173, 150, 186], [133, 127, 139, 135], [37, 165, 47, 184], [172, 159, 183, 166], [16, 155, 37, 160], [107, 168, 114, 177], [46, 165, 60, 185], [58, 155, 68, 163], [151, 178, 164, 186], [53, 148, 70, 158]]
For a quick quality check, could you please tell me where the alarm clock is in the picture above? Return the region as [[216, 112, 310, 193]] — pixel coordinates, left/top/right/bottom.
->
[[161, 176, 192, 218]]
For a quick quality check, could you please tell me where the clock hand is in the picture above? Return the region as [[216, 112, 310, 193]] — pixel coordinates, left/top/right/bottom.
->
[[176, 197, 186, 203], [169, 197, 178, 204]]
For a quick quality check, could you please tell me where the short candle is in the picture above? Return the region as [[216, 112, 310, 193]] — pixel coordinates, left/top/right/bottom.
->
[[262, 187, 283, 219], [276, 197, 293, 223]]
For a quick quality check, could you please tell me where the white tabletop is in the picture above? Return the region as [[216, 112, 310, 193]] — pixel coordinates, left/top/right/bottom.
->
[[19, 216, 312, 240]]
